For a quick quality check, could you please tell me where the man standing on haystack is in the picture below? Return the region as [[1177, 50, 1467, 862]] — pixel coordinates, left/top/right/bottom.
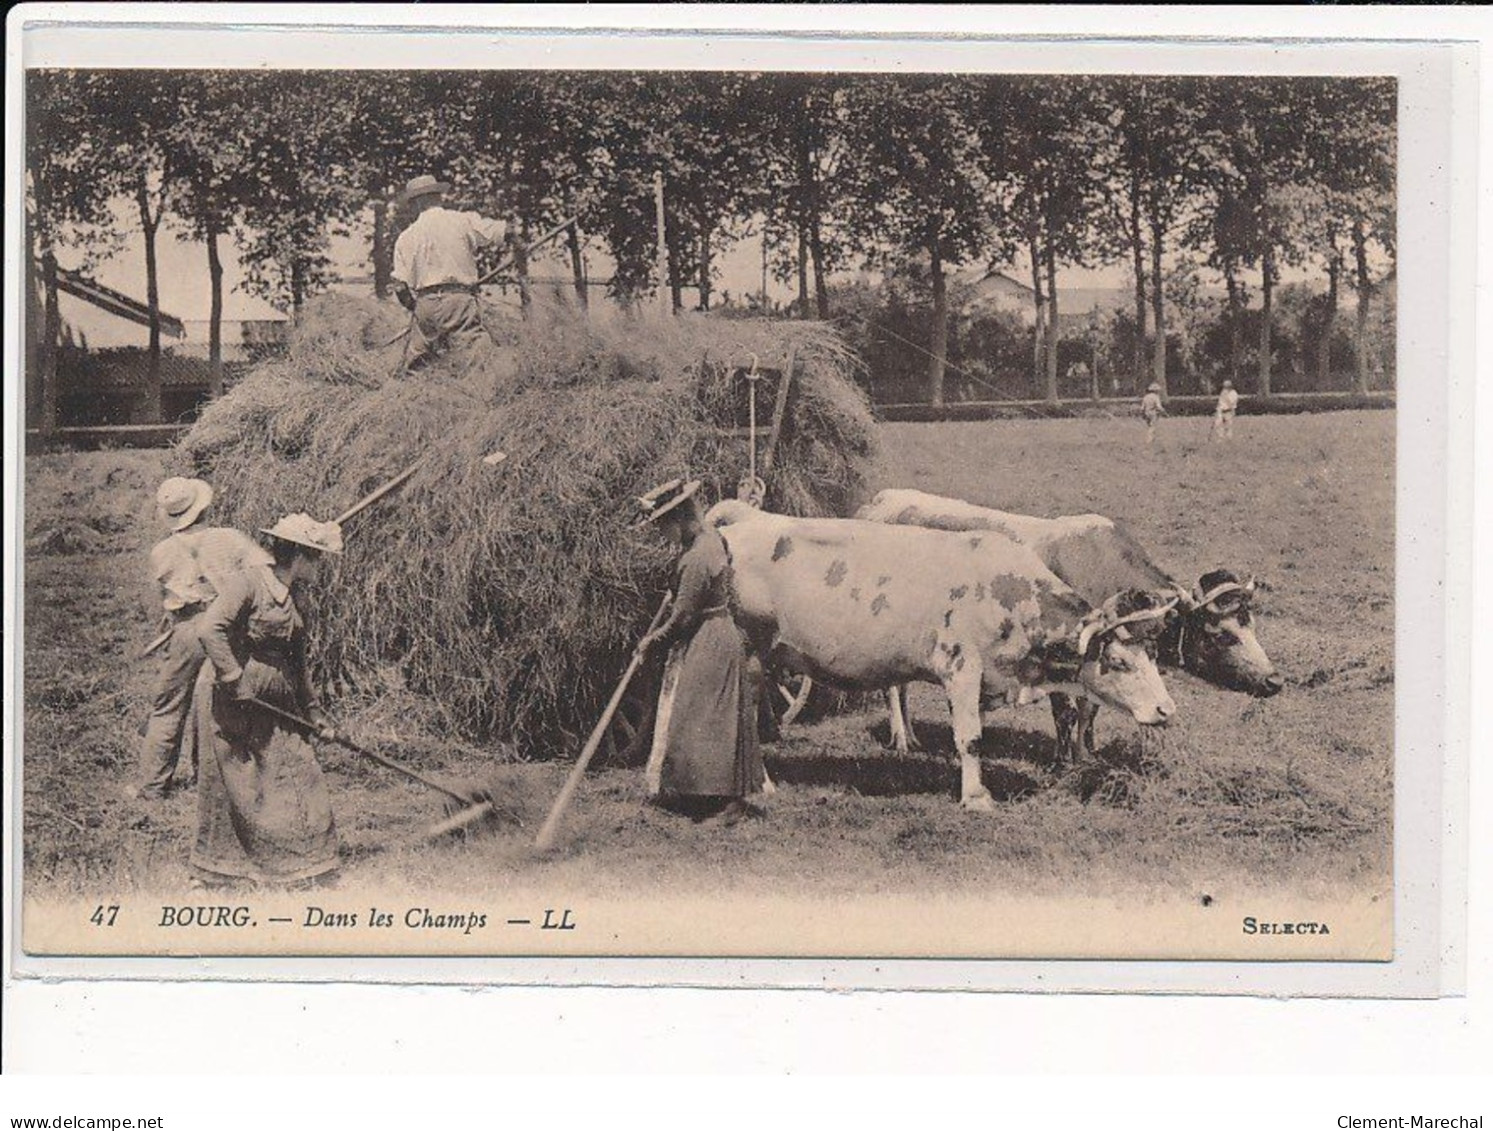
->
[[391, 174, 508, 370]]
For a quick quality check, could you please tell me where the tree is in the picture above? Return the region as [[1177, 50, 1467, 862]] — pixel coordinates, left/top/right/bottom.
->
[[978, 76, 1108, 402], [842, 76, 990, 406], [25, 70, 127, 432], [163, 71, 261, 395], [231, 72, 365, 313], [754, 74, 853, 319], [88, 71, 182, 422], [1094, 77, 1221, 395]]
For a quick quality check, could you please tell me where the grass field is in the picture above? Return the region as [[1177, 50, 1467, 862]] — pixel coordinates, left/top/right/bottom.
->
[[21, 410, 1393, 910]]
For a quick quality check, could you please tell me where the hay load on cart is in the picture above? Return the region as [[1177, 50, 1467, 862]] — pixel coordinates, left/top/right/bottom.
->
[[175, 294, 878, 759]]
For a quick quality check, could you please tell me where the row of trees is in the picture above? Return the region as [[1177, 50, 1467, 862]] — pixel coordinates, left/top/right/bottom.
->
[[26, 70, 1395, 427]]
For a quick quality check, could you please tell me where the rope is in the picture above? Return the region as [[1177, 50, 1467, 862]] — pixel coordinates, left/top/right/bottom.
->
[[840, 312, 1122, 421]]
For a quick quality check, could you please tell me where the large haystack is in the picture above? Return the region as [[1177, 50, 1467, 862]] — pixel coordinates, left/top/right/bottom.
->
[[175, 294, 878, 755]]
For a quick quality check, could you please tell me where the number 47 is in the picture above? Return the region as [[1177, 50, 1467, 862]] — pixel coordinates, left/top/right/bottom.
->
[[90, 904, 120, 927]]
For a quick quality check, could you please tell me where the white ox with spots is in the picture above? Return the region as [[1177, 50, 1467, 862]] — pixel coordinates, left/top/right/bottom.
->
[[856, 488, 1283, 759], [708, 500, 1177, 810]]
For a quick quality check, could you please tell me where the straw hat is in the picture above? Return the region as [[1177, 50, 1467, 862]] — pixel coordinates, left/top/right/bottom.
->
[[156, 477, 213, 532], [395, 174, 451, 205], [261, 513, 344, 556], [1147, 382, 1162, 393], [1221, 379, 1234, 389], [634, 479, 702, 527]]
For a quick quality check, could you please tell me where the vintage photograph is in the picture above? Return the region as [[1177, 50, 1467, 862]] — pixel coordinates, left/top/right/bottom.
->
[[18, 62, 1401, 961]]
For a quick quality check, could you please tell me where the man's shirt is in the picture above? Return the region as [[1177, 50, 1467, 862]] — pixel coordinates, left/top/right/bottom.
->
[[1217, 389, 1239, 413], [150, 526, 272, 613], [392, 207, 507, 292]]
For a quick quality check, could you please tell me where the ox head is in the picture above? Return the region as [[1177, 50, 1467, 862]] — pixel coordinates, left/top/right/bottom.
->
[[1073, 589, 1178, 726], [1019, 589, 1177, 726], [1174, 569, 1283, 697]]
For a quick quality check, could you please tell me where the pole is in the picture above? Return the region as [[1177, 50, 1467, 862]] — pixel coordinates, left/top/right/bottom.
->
[[654, 170, 671, 320], [535, 594, 672, 851]]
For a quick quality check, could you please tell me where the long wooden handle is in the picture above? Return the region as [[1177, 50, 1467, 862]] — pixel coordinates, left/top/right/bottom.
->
[[244, 696, 471, 806], [334, 463, 422, 525], [138, 628, 173, 660], [422, 801, 498, 842], [534, 593, 672, 851], [476, 216, 578, 288]]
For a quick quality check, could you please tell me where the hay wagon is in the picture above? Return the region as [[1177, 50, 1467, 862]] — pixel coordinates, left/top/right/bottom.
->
[[178, 296, 877, 763]]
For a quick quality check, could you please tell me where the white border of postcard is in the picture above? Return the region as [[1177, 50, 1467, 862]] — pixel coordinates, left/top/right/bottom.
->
[[3, 5, 1476, 1004]]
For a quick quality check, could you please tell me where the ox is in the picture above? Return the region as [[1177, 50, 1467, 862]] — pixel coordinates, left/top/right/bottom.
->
[[708, 501, 1177, 810], [856, 488, 1283, 761]]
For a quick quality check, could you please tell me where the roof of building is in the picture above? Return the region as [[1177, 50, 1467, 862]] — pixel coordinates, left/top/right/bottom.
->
[[55, 270, 185, 339]]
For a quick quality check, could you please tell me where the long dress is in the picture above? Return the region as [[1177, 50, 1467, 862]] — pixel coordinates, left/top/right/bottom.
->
[[645, 527, 764, 801], [188, 565, 338, 884]]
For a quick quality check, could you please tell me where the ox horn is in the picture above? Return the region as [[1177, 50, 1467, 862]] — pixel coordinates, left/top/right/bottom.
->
[[1196, 580, 1246, 611]]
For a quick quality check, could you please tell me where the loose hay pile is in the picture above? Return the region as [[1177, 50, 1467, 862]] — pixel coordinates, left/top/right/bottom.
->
[[176, 295, 878, 756]]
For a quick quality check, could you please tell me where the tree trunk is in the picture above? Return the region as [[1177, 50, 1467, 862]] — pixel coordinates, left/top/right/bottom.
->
[[1352, 219, 1371, 394], [808, 193, 830, 318], [1044, 237, 1060, 404], [372, 199, 391, 299], [25, 207, 44, 432], [696, 214, 712, 311], [796, 221, 809, 318], [1091, 337, 1101, 402], [1318, 240, 1340, 390], [206, 221, 224, 397], [760, 228, 770, 313], [928, 237, 948, 408], [654, 170, 671, 318], [1224, 266, 1242, 385], [1257, 245, 1275, 398], [290, 256, 306, 314], [40, 247, 61, 436], [1028, 229, 1046, 397], [508, 213, 531, 316], [665, 216, 685, 314], [1149, 211, 1167, 395], [1129, 168, 1148, 391], [136, 179, 163, 424], [566, 222, 588, 311]]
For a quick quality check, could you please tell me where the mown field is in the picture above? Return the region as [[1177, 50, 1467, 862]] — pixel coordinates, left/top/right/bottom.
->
[[21, 410, 1393, 907]]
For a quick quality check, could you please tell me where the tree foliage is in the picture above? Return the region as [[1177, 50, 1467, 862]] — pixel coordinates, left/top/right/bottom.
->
[[24, 68, 1398, 417]]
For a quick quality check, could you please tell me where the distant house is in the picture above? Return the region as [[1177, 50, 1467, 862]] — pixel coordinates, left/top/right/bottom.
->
[[959, 270, 1038, 323], [958, 268, 1130, 332]]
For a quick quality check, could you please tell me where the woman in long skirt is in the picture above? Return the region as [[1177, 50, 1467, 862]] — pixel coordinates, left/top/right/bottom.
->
[[636, 479, 764, 825], [188, 513, 344, 886]]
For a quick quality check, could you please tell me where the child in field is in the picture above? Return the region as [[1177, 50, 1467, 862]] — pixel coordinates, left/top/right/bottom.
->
[[1212, 379, 1239, 441], [135, 478, 271, 800], [1141, 382, 1166, 446]]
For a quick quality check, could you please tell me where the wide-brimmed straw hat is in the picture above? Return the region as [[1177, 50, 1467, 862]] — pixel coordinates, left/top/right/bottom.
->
[[1147, 382, 1162, 393], [634, 479, 702, 527], [156, 477, 213, 532], [261, 513, 344, 556], [395, 174, 452, 205]]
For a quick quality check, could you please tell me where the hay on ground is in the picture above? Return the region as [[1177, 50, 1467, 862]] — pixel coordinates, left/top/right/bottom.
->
[[175, 295, 879, 756]]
